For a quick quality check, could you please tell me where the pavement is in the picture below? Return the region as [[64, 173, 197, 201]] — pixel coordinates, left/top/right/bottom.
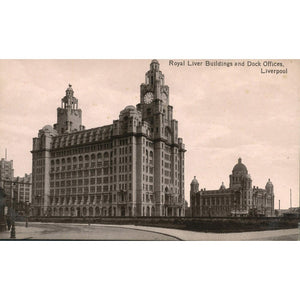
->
[[0, 222, 299, 241]]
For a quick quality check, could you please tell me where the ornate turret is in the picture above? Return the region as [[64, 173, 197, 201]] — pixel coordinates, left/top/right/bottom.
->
[[61, 84, 78, 109], [219, 182, 226, 190], [190, 176, 199, 194], [53, 84, 85, 135], [232, 157, 248, 175], [265, 178, 274, 194], [140, 60, 168, 105]]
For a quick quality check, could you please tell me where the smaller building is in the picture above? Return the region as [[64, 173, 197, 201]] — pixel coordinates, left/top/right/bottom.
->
[[275, 207, 300, 217], [0, 157, 32, 217], [0, 157, 14, 200], [12, 173, 32, 215], [190, 158, 275, 217], [0, 187, 6, 231], [12, 174, 32, 204]]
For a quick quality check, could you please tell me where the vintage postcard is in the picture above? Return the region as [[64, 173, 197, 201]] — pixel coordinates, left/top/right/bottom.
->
[[0, 59, 299, 240]]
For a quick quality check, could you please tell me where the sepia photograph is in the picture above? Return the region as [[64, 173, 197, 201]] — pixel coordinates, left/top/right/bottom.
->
[[0, 59, 299, 241], [1, 2, 300, 300]]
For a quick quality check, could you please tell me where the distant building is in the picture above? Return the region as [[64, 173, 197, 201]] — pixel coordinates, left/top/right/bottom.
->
[[190, 158, 275, 217], [31, 60, 186, 217], [0, 157, 14, 200], [0, 187, 6, 231], [275, 207, 300, 217], [12, 173, 32, 204], [0, 157, 32, 217]]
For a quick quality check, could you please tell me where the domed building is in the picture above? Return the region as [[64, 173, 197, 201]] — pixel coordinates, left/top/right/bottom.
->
[[31, 60, 186, 217], [190, 158, 274, 217]]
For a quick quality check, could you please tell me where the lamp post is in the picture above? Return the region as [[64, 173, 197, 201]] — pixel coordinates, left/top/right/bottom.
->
[[10, 181, 17, 239]]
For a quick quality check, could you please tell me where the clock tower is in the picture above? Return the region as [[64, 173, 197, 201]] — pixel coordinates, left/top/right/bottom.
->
[[54, 84, 85, 135], [140, 59, 169, 106], [137, 60, 174, 137], [135, 60, 185, 217]]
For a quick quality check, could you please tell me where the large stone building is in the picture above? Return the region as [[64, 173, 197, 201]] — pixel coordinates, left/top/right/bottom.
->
[[31, 60, 186, 217], [190, 158, 274, 217]]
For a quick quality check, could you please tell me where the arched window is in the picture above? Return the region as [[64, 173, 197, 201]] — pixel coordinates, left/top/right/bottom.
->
[[89, 207, 93, 216], [95, 207, 100, 216], [151, 206, 155, 216], [82, 207, 87, 216]]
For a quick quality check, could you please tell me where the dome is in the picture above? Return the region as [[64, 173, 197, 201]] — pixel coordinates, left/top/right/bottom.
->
[[151, 59, 159, 64], [42, 125, 54, 132], [124, 105, 136, 111], [39, 125, 57, 137], [191, 176, 199, 185], [265, 178, 273, 187], [219, 182, 226, 190], [232, 157, 248, 174], [66, 84, 73, 92]]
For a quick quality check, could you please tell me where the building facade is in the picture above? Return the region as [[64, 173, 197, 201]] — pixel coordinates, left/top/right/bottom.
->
[[0, 157, 32, 218], [0, 157, 14, 198], [31, 60, 186, 217], [12, 173, 32, 204], [190, 158, 274, 217]]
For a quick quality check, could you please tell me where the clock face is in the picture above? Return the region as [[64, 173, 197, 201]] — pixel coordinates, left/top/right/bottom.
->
[[144, 92, 154, 104], [162, 92, 168, 103]]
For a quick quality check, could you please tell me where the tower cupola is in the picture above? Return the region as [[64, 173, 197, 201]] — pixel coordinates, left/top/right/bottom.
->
[[190, 176, 199, 194], [53, 84, 85, 134]]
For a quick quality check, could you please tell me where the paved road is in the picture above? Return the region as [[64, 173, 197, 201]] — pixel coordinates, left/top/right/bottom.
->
[[0, 222, 179, 241], [0, 222, 299, 241]]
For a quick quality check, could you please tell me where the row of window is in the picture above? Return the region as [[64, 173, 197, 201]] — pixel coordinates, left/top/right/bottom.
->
[[51, 143, 112, 157], [52, 134, 112, 149], [50, 183, 131, 195], [193, 198, 239, 206], [49, 193, 132, 205]]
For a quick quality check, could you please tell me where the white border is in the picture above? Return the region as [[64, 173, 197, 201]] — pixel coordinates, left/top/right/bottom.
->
[[1, 1, 299, 300]]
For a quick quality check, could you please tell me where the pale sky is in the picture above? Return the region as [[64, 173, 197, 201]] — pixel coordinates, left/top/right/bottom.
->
[[0, 59, 299, 209]]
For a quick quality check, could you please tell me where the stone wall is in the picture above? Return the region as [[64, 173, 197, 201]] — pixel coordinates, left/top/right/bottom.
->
[[28, 216, 300, 233]]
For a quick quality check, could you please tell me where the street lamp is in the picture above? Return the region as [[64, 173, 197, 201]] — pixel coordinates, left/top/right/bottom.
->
[[10, 182, 17, 239]]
